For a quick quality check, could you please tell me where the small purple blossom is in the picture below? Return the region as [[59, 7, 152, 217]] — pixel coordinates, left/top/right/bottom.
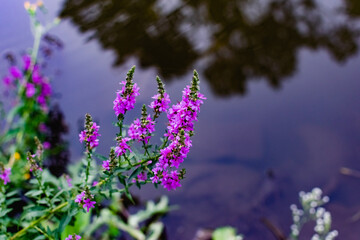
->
[[0, 168, 11, 185], [149, 92, 170, 113], [137, 172, 147, 182], [83, 198, 96, 212], [161, 170, 181, 191], [25, 83, 36, 98], [75, 191, 85, 203], [32, 65, 42, 84], [102, 160, 110, 171], [9, 66, 22, 79], [3, 76, 12, 86], [65, 234, 81, 240], [75, 191, 96, 212], [22, 55, 32, 71], [114, 137, 131, 157], [128, 115, 155, 143]]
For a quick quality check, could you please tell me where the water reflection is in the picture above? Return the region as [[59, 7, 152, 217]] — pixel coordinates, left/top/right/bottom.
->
[[60, 0, 360, 96]]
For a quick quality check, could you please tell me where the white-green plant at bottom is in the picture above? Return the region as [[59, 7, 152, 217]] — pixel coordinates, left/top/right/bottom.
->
[[212, 227, 243, 240], [289, 188, 338, 240]]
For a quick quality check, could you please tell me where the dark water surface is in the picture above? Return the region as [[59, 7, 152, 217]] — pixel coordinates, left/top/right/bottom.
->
[[1, 0, 360, 239]]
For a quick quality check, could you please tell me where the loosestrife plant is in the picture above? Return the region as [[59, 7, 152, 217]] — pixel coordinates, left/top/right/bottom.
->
[[0, 2, 206, 239], [0, 53, 205, 239], [0, 66, 204, 238]]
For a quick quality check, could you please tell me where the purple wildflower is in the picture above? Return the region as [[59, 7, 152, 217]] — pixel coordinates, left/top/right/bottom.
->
[[25, 83, 36, 98], [83, 198, 96, 212], [9, 66, 22, 79], [113, 81, 140, 116], [151, 71, 205, 190], [0, 168, 11, 185], [3, 76, 12, 86], [128, 114, 155, 144], [114, 137, 131, 157], [149, 77, 170, 118], [137, 172, 147, 182], [75, 191, 85, 203], [79, 115, 101, 150], [102, 160, 110, 171], [75, 190, 96, 212], [32, 65, 42, 84], [161, 170, 181, 191], [65, 234, 81, 240], [22, 55, 32, 71], [149, 92, 170, 113], [113, 66, 139, 116]]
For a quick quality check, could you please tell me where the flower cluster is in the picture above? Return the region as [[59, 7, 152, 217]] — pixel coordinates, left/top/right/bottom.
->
[[290, 188, 338, 240], [2, 55, 52, 111], [149, 76, 171, 119], [113, 66, 140, 117], [0, 166, 11, 185], [65, 234, 81, 240], [75, 190, 96, 212], [151, 71, 205, 190], [128, 105, 155, 143], [114, 136, 131, 157], [79, 114, 101, 150]]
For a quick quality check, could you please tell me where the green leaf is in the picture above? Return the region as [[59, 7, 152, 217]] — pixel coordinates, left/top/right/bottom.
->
[[25, 189, 43, 197]]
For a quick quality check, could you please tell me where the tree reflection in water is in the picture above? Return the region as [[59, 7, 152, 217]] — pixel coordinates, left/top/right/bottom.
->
[[60, 0, 360, 96]]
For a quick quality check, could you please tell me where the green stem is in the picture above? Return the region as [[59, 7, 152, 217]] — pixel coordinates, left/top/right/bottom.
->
[[10, 202, 68, 240], [142, 141, 150, 157], [132, 156, 159, 167], [34, 226, 55, 240], [85, 150, 92, 185]]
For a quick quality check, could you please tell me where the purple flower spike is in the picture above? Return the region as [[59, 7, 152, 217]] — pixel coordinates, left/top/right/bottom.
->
[[113, 66, 139, 116], [113, 81, 140, 116], [151, 71, 205, 190], [79, 115, 101, 150]]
